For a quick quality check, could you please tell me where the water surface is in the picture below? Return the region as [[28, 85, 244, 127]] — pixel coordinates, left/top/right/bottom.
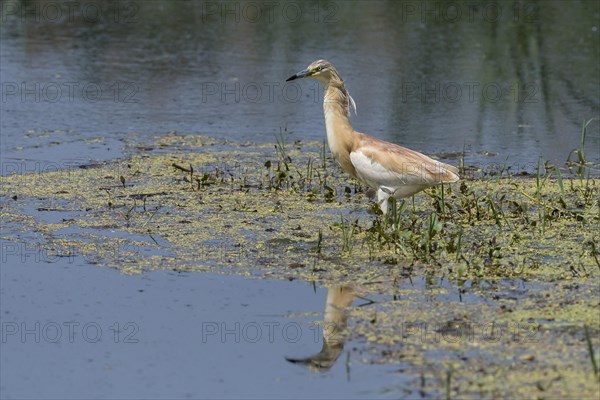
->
[[1, 0, 598, 170]]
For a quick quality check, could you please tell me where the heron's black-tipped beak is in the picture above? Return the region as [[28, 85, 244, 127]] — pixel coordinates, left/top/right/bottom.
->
[[286, 68, 311, 81]]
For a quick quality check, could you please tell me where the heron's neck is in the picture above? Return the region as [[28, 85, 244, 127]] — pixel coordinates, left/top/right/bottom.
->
[[321, 82, 358, 178], [323, 83, 355, 158]]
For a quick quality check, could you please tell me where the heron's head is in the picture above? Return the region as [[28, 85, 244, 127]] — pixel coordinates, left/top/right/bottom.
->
[[286, 59, 341, 85]]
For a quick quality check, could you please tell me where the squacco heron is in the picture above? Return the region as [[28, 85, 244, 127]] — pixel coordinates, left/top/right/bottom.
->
[[287, 60, 459, 215]]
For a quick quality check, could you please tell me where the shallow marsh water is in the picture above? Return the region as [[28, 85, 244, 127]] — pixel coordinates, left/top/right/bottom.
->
[[1, 0, 599, 398], [1, 255, 405, 399]]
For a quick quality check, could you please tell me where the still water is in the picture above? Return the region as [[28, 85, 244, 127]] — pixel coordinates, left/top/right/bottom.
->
[[1, 0, 598, 170], [0, 255, 402, 399], [2, 242, 536, 399]]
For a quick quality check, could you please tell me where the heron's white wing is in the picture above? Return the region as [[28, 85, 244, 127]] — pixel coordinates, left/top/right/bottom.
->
[[350, 150, 407, 189], [350, 146, 457, 198]]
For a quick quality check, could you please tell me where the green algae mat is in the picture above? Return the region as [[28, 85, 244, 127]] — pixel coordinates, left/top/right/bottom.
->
[[2, 133, 599, 398]]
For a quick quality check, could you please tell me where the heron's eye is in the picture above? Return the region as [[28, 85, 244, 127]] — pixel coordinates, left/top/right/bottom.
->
[[316, 66, 322, 71]]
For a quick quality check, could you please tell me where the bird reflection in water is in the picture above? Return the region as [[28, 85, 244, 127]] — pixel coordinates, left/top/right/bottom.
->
[[285, 286, 355, 372]]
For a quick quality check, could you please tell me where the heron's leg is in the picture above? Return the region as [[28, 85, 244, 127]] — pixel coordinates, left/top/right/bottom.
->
[[376, 188, 390, 215]]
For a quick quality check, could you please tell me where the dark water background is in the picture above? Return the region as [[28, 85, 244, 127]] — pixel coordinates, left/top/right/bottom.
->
[[1, 0, 598, 171]]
